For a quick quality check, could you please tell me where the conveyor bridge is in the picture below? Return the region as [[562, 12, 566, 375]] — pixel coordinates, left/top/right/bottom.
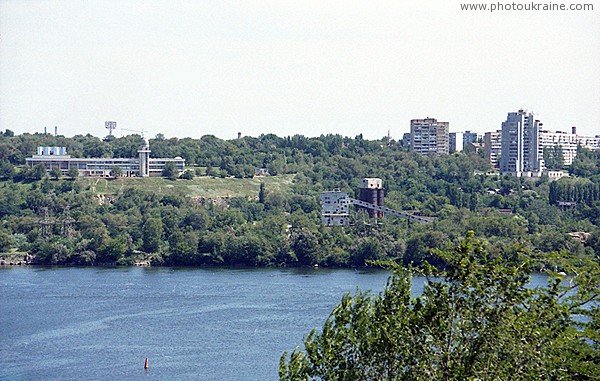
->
[[349, 198, 433, 224]]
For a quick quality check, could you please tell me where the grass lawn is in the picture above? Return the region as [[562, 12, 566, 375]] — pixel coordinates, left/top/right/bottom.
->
[[78, 174, 295, 198]]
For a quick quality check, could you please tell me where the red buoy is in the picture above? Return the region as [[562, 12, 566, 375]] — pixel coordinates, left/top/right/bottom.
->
[[144, 357, 149, 370]]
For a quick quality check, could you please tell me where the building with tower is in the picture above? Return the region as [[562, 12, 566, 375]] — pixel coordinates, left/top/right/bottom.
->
[[26, 139, 184, 177]]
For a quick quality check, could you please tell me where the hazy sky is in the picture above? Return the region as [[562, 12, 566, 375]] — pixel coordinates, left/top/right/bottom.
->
[[1, 1, 599, 140]]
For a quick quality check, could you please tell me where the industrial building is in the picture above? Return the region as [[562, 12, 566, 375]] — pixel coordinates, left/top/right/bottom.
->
[[320, 178, 432, 226], [26, 138, 185, 177], [410, 118, 449, 157], [358, 178, 384, 218], [320, 191, 350, 226]]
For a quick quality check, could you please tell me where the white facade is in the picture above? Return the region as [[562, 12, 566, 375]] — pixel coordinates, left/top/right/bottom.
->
[[500, 109, 544, 175], [320, 191, 349, 226], [26, 141, 185, 177], [137, 138, 151, 177], [361, 178, 383, 189], [484, 130, 502, 168], [449, 132, 462, 153], [539, 129, 600, 166], [36, 146, 67, 156]]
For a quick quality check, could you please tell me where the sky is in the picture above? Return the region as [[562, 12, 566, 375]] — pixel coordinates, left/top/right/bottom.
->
[[1, 0, 599, 140]]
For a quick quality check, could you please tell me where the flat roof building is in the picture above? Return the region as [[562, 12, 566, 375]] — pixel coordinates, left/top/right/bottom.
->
[[410, 117, 449, 157], [26, 139, 185, 177], [484, 130, 502, 168], [500, 109, 544, 176]]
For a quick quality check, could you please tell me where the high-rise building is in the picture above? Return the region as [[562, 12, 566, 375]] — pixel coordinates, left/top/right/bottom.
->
[[484, 130, 502, 168], [499, 109, 544, 175], [402, 132, 412, 149], [410, 117, 449, 156], [463, 131, 478, 146], [449, 132, 461, 153]]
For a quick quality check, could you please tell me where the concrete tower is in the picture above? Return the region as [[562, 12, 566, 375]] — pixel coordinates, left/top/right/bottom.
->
[[358, 178, 384, 218], [138, 138, 151, 177]]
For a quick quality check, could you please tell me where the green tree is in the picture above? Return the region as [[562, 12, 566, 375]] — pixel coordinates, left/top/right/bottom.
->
[[280, 232, 600, 380], [259, 182, 266, 204], [142, 217, 163, 253], [50, 167, 62, 180], [290, 228, 321, 266], [180, 169, 194, 180], [0, 228, 13, 251], [0, 160, 15, 179], [109, 166, 122, 178], [67, 167, 79, 179], [30, 164, 47, 180], [162, 161, 179, 180]]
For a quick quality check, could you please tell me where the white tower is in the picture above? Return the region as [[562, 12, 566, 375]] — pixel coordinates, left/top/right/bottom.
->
[[138, 138, 151, 177]]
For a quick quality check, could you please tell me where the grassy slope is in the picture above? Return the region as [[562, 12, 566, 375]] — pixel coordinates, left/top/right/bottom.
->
[[78, 174, 296, 198]]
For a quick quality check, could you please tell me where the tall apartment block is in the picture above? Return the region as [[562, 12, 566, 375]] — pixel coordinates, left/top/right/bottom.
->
[[463, 131, 478, 146], [410, 117, 449, 156], [450, 131, 479, 153], [449, 132, 461, 153], [499, 109, 544, 175], [402, 132, 412, 149], [484, 130, 502, 168]]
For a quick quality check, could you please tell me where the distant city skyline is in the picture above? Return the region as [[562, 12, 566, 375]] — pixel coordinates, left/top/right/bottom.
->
[[1, 1, 599, 140]]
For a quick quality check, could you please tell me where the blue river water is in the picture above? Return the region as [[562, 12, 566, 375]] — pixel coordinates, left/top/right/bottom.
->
[[0, 266, 549, 381]]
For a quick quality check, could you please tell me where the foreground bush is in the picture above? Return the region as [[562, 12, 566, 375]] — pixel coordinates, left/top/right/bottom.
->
[[280, 232, 599, 380]]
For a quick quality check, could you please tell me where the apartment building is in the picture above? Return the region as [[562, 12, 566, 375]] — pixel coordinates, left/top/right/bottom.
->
[[484, 130, 502, 168], [499, 109, 544, 175], [410, 117, 449, 156]]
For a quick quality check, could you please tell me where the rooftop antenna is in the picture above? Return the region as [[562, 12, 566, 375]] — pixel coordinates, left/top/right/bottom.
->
[[105, 121, 117, 136], [55, 126, 57, 137]]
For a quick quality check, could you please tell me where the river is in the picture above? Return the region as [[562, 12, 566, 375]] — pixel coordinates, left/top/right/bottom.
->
[[0, 266, 548, 381]]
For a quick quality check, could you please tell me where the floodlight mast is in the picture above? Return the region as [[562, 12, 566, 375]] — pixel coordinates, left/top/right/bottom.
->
[[105, 121, 117, 136]]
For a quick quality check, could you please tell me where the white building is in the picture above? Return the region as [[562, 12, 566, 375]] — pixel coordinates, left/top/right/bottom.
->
[[500, 109, 544, 176], [539, 127, 600, 166], [484, 130, 502, 168], [320, 191, 350, 226], [26, 139, 185, 177], [449, 132, 462, 153]]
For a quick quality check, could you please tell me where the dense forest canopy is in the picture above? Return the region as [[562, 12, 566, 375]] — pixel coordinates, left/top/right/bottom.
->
[[0, 129, 599, 268]]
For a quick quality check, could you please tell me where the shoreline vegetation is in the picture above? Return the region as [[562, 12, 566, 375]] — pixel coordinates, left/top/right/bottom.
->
[[0, 130, 598, 272]]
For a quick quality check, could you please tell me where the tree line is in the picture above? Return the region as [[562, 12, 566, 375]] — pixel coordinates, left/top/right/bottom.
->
[[0, 130, 598, 268]]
